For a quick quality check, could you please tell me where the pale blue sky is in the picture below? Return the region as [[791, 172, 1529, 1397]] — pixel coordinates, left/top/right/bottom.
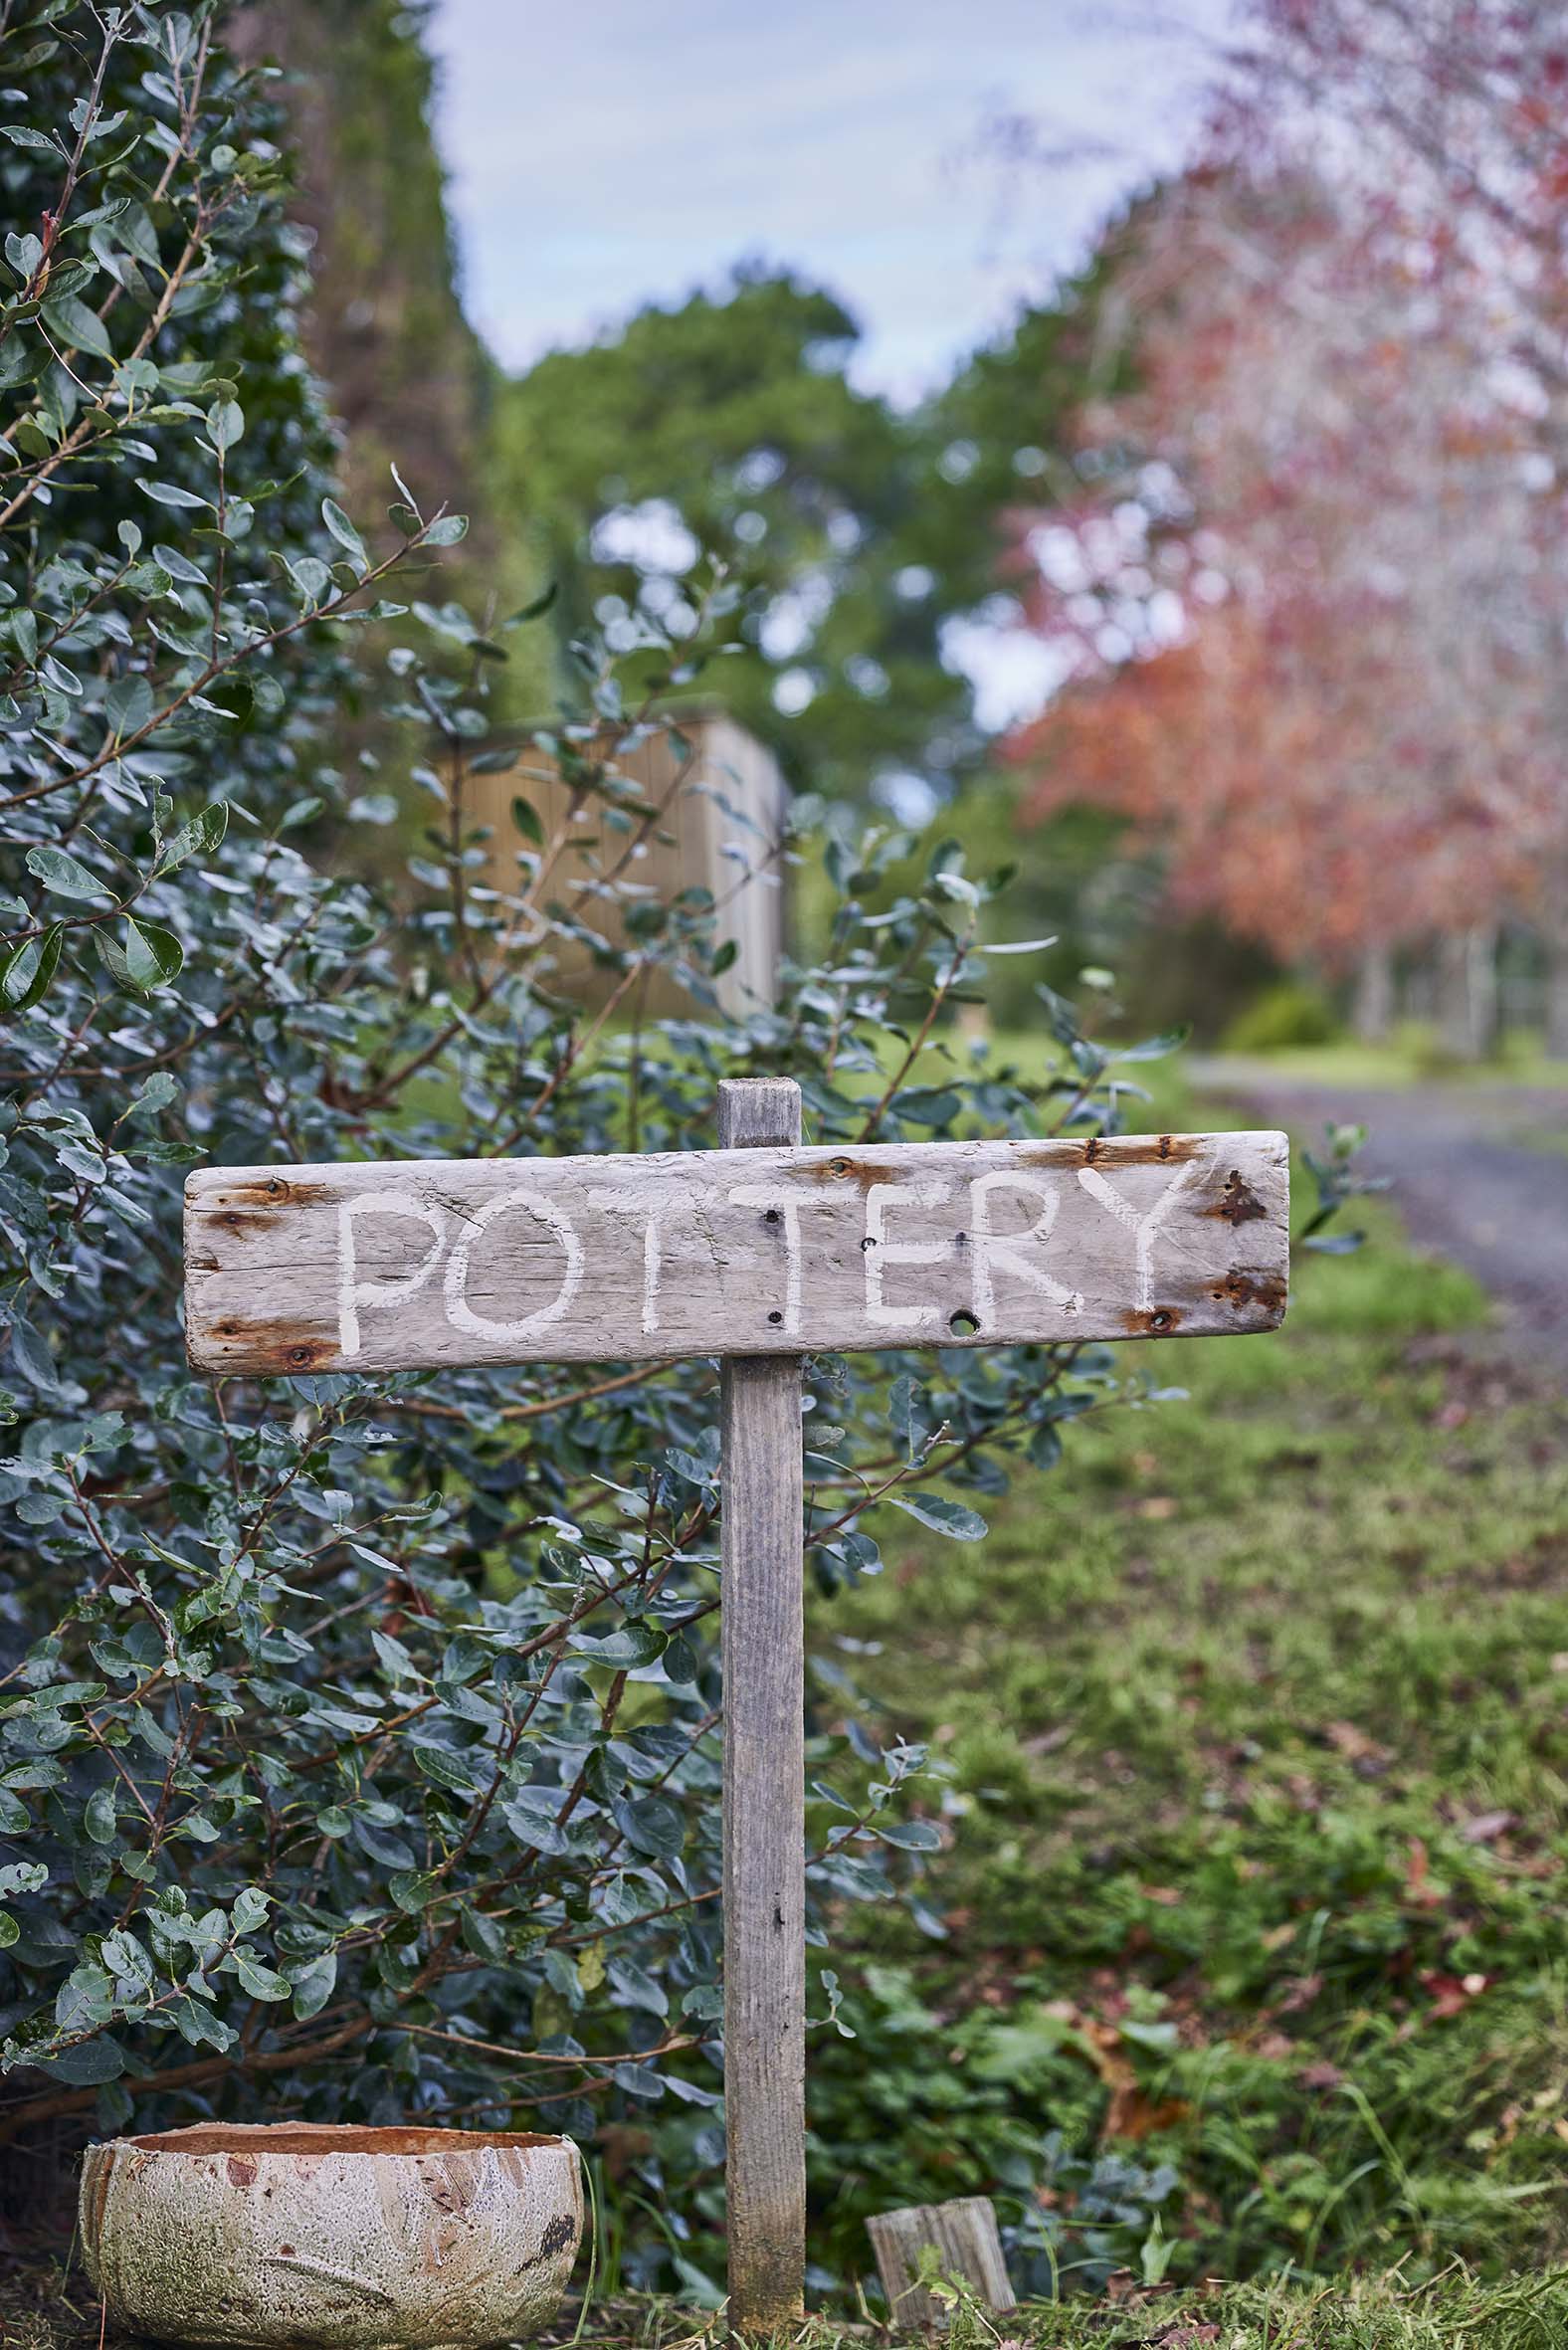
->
[[426, 1, 1229, 402]]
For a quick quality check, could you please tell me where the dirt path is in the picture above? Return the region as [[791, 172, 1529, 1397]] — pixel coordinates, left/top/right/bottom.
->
[[1193, 1063, 1568, 1368]]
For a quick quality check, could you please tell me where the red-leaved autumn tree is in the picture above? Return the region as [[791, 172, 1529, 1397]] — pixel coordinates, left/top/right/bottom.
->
[[1007, 0, 1568, 1051]]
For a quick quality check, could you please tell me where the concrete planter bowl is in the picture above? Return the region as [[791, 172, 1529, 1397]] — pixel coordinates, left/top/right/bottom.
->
[[79, 2123, 583, 2350]]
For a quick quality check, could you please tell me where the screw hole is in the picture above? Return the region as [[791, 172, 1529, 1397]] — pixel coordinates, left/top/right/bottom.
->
[[1149, 1310, 1173, 1331], [763, 1208, 781, 1224], [767, 1310, 784, 1325], [949, 1309, 979, 1336], [829, 1157, 850, 1174]]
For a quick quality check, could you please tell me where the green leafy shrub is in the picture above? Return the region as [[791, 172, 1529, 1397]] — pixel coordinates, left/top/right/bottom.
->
[[1222, 982, 1342, 1054]]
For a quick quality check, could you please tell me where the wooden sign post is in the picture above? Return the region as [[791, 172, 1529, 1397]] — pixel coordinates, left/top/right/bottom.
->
[[184, 1086, 1288, 2331]]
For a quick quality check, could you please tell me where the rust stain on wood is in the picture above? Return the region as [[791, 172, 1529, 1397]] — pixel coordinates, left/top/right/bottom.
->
[[1206, 1168, 1271, 1225], [214, 1209, 278, 1239], [1213, 1269, 1288, 1315], [197, 1315, 333, 1374], [798, 1153, 901, 1194], [1079, 1133, 1203, 1168], [1122, 1306, 1182, 1335], [194, 1177, 334, 1211]]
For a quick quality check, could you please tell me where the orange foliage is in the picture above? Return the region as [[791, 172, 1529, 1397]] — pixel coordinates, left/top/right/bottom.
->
[[1015, 602, 1537, 968], [1005, 5, 1568, 969]]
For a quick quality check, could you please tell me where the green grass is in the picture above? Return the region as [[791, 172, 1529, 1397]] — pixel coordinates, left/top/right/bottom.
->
[[1193, 1030, 1568, 1091], [797, 1073, 1568, 2311], [13, 2264, 1568, 2350]]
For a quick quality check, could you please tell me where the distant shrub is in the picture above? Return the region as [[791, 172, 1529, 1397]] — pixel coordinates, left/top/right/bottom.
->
[[1223, 981, 1341, 1053]]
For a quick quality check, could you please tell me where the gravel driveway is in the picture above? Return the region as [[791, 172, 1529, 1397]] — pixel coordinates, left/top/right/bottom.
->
[[1193, 1065, 1568, 1368]]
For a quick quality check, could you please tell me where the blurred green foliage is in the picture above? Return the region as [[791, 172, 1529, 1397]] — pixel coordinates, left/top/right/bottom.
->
[[1223, 981, 1345, 1055]]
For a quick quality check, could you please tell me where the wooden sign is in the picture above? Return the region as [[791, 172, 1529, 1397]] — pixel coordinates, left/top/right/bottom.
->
[[184, 1129, 1287, 1377], [181, 1092, 1289, 2334]]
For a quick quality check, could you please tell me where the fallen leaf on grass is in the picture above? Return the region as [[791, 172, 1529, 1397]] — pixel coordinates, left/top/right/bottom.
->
[[1321, 1719, 1389, 1765], [1299, 2058, 1344, 2090], [1458, 1809, 1515, 1845], [1403, 1837, 1445, 1906], [1419, 1969, 1489, 2020], [1104, 2085, 1191, 2139], [1078, 2018, 1192, 2140]]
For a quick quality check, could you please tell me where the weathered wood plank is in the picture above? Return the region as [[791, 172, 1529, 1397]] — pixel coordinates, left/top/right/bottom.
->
[[867, 2197, 1016, 2330], [184, 1130, 1289, 1375], [718, 1079, 806, 2332]]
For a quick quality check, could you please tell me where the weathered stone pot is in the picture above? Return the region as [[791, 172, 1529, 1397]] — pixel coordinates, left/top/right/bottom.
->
[[80, 2123, 583, 2350]]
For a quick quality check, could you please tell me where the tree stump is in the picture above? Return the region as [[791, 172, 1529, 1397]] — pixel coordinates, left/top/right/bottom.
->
[[867, 2197, 1015, 2331]]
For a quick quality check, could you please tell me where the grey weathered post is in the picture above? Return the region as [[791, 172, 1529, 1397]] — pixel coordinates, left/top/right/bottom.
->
[[716, 1077, 806, 2330]]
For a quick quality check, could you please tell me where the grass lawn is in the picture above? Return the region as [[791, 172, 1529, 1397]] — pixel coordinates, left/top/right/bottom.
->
[[1190, 1033, 1568, 1091], [10, 2263, 1568, 2350], [794, 1072, 1568, 2337]]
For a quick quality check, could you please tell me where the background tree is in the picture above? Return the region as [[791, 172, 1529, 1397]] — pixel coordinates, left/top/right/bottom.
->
[[494, 267, 984, 803], [230, 0, 490, 523], [1004, 5, 1568, 1056]]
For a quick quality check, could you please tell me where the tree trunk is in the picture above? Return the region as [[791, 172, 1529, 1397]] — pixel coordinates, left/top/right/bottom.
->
[[1352, 943, 1396, 1045], [1435, 926, 1500, 1060], [1546, 934, 1568, 1062]]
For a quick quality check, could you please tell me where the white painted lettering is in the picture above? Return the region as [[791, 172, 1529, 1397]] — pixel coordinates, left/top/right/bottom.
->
[[597, 1188, 677, 1334], [1078, 1156, 1201, 1310], [444, 1189, 583, 1343], [968, 1172, 1082, 1325], [864, 1180, 951, 1330], [337, 1192, 448, 1359]]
